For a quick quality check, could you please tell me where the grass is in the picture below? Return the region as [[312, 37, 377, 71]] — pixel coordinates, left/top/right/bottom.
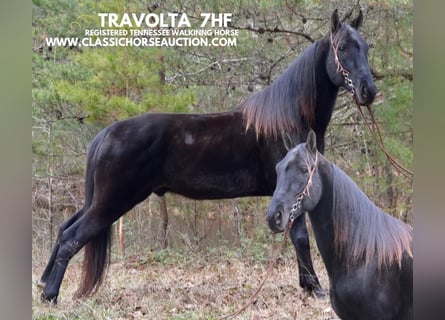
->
[[33, 239, 337, 320]]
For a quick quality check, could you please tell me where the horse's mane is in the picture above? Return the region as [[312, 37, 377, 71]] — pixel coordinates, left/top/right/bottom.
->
[[331, 165, 413, 269], [239, 37, 330, 139]]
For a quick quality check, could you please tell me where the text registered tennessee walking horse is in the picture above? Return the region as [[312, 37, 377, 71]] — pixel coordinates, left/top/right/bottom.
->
[[267, 131, 413, 320], [39, 9, 376, 303]]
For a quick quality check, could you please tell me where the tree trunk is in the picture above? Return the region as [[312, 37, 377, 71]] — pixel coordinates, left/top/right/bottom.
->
[[158, 195, 169, 249], [118, 217, 125, 257]]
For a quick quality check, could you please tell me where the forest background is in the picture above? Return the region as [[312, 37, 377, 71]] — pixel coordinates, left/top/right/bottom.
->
[[32, 0, 412, 319]]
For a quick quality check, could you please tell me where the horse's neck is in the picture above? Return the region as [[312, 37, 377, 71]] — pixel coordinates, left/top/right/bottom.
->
[[313, 61, 339, 144], [307, 162, 339, 273]]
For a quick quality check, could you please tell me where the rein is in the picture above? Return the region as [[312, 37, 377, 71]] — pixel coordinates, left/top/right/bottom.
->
[[330, 33, 413, 180], [219, 148, 319, 319]]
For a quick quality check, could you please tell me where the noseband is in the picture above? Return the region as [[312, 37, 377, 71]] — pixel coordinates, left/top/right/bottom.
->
[[289, 152, 318, 223]]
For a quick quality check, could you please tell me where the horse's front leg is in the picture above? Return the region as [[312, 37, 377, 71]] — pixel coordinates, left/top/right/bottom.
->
[[289, 212, 324, 297]]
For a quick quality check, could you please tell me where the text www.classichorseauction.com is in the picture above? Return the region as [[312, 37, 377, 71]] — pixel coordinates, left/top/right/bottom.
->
[[45, 12, 239, 47]]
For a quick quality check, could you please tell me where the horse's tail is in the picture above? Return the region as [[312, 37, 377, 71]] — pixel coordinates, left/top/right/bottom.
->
[[74, 226, 112, 298], [74, 128, 112, 298]]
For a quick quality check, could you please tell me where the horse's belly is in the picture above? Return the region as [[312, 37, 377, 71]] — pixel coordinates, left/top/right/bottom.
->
[[166, 168, 272, 199]]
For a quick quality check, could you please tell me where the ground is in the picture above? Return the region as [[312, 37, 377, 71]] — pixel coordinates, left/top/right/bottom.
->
[[32, 244, 338, 320]]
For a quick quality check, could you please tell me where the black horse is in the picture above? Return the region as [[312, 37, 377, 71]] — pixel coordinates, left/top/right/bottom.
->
[[39, 9, 376, 303], [267, 131, 413, 319]]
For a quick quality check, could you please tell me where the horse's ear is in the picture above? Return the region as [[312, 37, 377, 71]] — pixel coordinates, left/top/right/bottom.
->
[[282, 133, 296, 151], [350, 9, 363, 30], [306, 130, 317, 155], [331, 9, 341, 34]]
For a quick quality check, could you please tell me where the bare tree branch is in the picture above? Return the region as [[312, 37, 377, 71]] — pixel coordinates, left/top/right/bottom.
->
[[228, 24, 315, 43]]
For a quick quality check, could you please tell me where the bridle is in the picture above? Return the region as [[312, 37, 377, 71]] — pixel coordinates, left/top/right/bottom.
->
[[329, 31, 413, 180], [288, 151, 318, 225]]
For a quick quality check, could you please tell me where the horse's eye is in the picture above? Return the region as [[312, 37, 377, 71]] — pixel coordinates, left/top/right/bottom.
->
[[338, 44, 345, 51]]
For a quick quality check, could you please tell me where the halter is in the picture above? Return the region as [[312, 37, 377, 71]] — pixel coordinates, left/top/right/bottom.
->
[[289, 151, 318, 223], [330, 32, 356, 97]]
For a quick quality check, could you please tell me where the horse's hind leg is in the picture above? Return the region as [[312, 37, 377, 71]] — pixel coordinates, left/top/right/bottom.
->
[[39, 209, 84, 288], [40, 204, 111, 303], [290, 212, 324, 297], [40, 185, 150, 304]]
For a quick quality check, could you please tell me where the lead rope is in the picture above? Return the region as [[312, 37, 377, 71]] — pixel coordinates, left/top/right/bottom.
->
[[218, 221, 294, 320], [219, 153, 317, 320], [354, 98, 413, 179], [330, 33, 413, 180]]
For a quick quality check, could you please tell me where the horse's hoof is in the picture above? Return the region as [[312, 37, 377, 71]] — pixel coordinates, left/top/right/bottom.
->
[[41, 292, 57, 305], [302, 284, 326, 299]]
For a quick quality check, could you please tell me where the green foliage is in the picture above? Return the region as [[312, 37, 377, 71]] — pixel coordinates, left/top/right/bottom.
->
[[34, 45, 196, 124], [32, 0, 198, 185], [33, 0, 197, 125]]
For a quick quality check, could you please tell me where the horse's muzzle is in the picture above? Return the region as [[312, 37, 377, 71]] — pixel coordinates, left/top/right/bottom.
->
[[357, 80, 377, 106], [266, 204, 286, 233]]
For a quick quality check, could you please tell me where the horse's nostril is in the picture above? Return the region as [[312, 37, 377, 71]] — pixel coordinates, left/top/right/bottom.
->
[[275, 211, 282, 225], [361, 84, 368, 100], [359, 82, 377, 105]]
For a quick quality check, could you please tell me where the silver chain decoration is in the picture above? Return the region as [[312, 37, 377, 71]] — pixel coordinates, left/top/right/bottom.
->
[[342, 70, 356, 96], [289, 194, 304, 222]]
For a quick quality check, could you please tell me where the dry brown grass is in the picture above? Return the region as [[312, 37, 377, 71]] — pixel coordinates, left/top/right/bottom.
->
[[32, 247, 338, 320]]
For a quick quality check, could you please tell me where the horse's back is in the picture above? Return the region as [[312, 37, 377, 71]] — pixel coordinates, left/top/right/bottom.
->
[[94, 111, 245, 150]]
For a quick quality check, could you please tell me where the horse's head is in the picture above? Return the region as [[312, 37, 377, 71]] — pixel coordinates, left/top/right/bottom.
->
[[267, 130, 322, 233], [326, 9, 377, 106]]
